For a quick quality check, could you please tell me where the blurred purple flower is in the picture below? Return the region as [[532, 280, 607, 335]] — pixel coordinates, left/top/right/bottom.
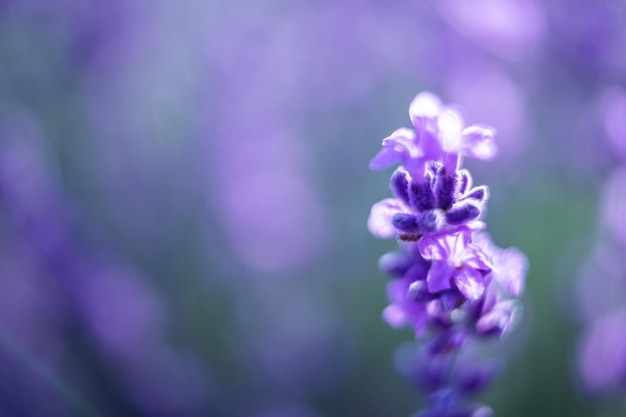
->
[[76, 262, 165, 359], [435, 0, 547, 60], [601, 168, 626, 248], [204, 30, 328, 275], [548, 0, 626, 77], [578, 308, 626, 392], [602, 88, 626, 160], [445, 60, 528, 162]]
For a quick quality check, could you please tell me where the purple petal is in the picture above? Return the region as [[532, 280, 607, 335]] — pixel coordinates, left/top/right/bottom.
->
[[450, 229, 473, 257], [369, 147, 403, 170], [383, 304, 408, 328], [461, 125, 497, 160], [369, 128, 418, 170], [367, 198, 403, 238], [434, 169, 457, 210], [473, 406, 494, 417], [454, 267, 486, 300], [442, 151, 461, 173], [418, 235, 448, 260], [395, 210, 445, 235], [411, 316, 429, 337], [409, 181, 436, 212], [408, 280, 430, 301], [438, 108, 464, 152], [369, 127, 421, 170], [466, 220, 487, 232], [425, 299, 454, 329], [464, 245, 493, 272], [390, 169, 410, 204], [386, 278, 409, 303], [456, 169, 472, 194], [418, 131, 446, 169], [461, 186, 489, 203], [495, 247, 528, 297], [476, 300, 520, 335], [378, 251, 414, 277], [392, 213, 422, 234], [478, 282, 498, 316], [432, 111, 464, 174], [409, 92, 442, 128], [446, 203, 481, 225], [462, 234, 492, 267], [426, 260, 455, 293], [405, 256, 431, 281], [475, 233, 527, 296]]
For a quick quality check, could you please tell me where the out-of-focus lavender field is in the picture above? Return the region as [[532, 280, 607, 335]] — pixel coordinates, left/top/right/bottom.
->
[[0, 1, 625, 416]]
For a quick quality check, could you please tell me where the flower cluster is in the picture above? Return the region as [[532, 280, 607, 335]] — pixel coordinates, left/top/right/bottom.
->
[[368, 92, 528, 416]]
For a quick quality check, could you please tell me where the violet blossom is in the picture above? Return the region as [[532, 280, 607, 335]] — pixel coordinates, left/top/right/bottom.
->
[[368, 92, 528, 416]]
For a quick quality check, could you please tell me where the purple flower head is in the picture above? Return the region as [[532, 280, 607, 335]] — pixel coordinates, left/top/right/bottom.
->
[[368, 167, 489, 240], [370, 92, 497, 178], [419, 229, 492, 301], [369, 92, 527, 417]]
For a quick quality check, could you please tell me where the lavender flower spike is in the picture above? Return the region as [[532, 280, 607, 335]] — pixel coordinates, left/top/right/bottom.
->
[[368, 92, 527, 417]]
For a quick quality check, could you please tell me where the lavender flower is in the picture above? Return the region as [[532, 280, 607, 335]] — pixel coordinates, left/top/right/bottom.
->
[[368, 92, 528, 416]]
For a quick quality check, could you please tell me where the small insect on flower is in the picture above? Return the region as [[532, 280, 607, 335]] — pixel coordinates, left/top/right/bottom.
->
[[399, 233, 422, 242]]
